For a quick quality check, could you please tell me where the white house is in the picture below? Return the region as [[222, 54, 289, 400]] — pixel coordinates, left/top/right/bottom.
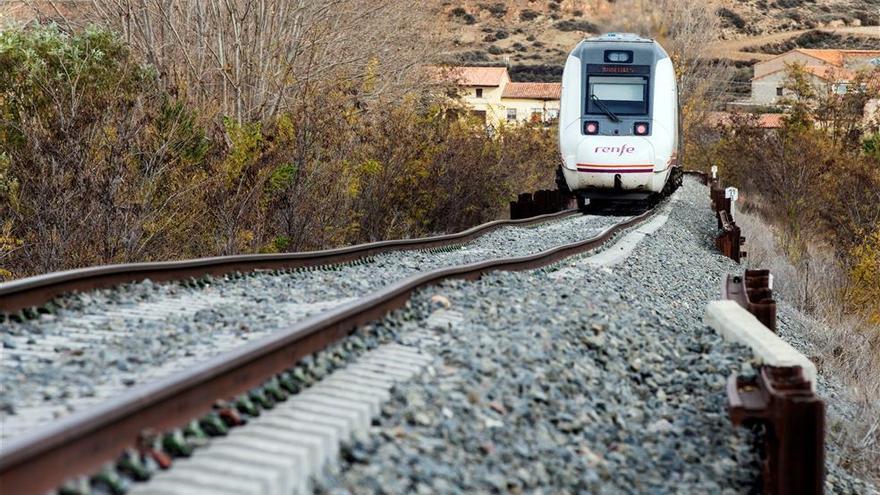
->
[[752, 49, 880, 105], [434, 66, 561, 126]]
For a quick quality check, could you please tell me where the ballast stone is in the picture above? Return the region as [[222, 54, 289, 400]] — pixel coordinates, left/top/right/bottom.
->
[[704, 300, 817, 390]]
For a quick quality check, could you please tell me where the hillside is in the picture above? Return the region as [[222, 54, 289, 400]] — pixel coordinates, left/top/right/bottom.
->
[[435, 0, 880, 81]]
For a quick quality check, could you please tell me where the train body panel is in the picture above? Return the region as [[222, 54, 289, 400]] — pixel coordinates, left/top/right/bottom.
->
[[559, 33, 680, 203]]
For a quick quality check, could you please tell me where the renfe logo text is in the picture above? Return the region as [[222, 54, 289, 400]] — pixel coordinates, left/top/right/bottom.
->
[[594, 145, 635, 156]]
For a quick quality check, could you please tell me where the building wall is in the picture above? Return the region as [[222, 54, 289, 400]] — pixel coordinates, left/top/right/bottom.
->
[[752, 72, 833, 105], [752, 71, 787, 105], [459, 74, 509, 125], [456, 72, 560, 127], [498, 98, 561, 124]]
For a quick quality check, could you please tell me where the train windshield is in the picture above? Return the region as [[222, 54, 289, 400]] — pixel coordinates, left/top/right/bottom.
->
[[586, 76, 648, 115]]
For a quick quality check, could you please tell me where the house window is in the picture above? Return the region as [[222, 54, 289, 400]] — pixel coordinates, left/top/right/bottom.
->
[[507, 108, 517, 121], [475, 88, 483, 98], [776, 87, 783, 96], [546, 109, 559, 121], [835, 84, 848, 95]]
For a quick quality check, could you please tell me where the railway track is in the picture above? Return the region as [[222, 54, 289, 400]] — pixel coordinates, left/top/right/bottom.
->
[[0, 207, 644, 494], [0, 176, 861, 494]]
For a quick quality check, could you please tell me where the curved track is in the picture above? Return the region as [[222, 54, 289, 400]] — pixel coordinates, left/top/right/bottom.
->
[[0, 208, 655, 495]]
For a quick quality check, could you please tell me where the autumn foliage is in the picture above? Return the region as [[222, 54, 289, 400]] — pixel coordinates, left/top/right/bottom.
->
[[0, 25, 556, 279], [692, 63, 880, 318]]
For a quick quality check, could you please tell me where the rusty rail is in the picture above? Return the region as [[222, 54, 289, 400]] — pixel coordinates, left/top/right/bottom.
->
[[722, 269, 825, 495], [0, 209, 578, 314], [0, 210, 655, 495]]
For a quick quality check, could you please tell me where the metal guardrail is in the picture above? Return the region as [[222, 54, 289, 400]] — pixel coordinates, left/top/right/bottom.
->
[[722, 269, 825, 495], [710, 177, 746, 263]]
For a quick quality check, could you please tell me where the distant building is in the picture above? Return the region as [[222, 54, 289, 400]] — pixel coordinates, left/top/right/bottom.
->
[[751, 49, 880, 105], [707, 111, 785, 130], [433, 66, 561, 126]]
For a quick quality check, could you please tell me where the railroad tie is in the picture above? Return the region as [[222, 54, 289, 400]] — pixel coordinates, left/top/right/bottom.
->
[[128, 344, 432, 495]]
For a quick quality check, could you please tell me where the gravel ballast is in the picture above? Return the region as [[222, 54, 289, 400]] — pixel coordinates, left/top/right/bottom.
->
[[0, 213, 626, 444], [315, 178, 873, 494]]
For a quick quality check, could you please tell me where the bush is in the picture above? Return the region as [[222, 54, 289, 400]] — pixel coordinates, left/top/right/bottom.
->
[[554, 19, 599, 32], [479, 2, 507, 18], [717, 7, 747, 29], [520, 9, 539, 21], [0, 25, 560, 278], [0, 25, 212, 274]]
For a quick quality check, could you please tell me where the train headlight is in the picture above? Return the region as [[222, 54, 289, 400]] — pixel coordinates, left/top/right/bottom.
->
[[584, 121, 599, 135], [634, 122, 649, 135]]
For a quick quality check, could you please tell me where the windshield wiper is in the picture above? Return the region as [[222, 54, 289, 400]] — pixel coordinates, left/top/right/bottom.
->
[[590, 94, 621, 123]]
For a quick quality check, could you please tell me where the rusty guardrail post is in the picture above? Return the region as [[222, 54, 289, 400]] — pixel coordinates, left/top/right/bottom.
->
[[722, 270, 777, 332], [716, 211, 746, 263], [722, 270, 824, 495], [728, 366, 825, 495], [708, 172, 746, 263]]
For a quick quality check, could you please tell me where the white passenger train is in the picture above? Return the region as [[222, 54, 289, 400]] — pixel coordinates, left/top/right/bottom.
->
[[557, 33, 682, 210]]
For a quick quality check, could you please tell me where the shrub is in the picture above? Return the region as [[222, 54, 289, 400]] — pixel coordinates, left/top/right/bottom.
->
[[520, 9, 539, 21], [0, 25, 560, 277], [717, 7, 747, 29], [0, 25, 212, 273], [554, 20, 599, 32], [479, 2, 507, 18]]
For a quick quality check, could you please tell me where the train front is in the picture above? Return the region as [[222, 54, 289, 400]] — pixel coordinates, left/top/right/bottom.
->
[[558, 33, 678, 205]]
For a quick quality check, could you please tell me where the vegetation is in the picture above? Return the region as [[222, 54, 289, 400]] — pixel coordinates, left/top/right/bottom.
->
[[0, 24, 556, 280], [689, 63, 880, 477], [696, 64, 880, 318], [742, 30, 880, 54]]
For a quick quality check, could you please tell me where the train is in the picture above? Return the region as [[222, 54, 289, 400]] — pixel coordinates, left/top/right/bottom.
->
[[557, 33, 682, 211]]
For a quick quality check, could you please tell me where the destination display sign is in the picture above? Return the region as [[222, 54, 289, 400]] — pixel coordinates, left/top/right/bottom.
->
[[586, 64, 651, 75]]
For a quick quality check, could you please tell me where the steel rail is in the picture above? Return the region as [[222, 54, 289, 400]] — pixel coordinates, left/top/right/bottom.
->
[[0, 210, 578, 313], [0, 208, 655, 495]]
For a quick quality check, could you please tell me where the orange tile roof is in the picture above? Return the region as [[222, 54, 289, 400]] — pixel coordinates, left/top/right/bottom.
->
[[802, 64, 856, 81], [502, 82, 562, 100], [707, 112, 785, 129], [797, 49, 846, 66], [430, 66, 508, 87], [797, 49, 880, 67]]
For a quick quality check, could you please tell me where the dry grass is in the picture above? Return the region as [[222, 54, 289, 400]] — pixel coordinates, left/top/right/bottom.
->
[[736, 206, 880, 483]]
